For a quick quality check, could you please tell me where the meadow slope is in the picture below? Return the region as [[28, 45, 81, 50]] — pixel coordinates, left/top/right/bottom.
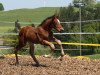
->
[[0, 7, 59, 32]]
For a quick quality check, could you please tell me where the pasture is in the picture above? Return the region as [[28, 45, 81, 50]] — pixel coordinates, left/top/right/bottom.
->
[[0, 7, 59, 32], [0, 7, 59, 22]]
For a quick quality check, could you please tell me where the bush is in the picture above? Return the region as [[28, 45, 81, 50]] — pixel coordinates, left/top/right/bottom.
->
[[0, 3, 4, 11]]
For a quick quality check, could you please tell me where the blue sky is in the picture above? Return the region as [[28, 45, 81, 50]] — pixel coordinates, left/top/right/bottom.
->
[[0, 0, 73, 11], [0, 0, 100, 11]]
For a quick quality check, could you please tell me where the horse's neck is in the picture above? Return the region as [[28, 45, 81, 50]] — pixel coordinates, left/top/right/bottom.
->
[[41, 20, 52, 31]]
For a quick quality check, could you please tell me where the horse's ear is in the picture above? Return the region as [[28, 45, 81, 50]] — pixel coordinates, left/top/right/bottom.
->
[[54, 11, 59, 18], [56, 13, 60, 18]]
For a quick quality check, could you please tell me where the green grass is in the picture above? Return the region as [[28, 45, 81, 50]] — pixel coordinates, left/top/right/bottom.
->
[[0, 7, 59, 22], [15, 44, 51, 55], [0, 26, 14, 33], [0, 7, 59, 32], [0, 49, 13, 55], [85, 54, 100, 59]]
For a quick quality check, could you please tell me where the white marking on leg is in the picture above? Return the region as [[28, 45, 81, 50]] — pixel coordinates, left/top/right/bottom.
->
[[55, 39, 65, 56], [56, 39, 62, 45], [50, 43, 55, 50]]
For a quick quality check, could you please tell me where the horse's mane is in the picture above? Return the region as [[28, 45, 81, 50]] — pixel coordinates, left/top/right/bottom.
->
[[39, 15, 55, 26]]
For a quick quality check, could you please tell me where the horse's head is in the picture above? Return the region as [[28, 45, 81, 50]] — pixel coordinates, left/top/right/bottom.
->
[[39, 14, 64, 32], [51, 14, 64, 32]]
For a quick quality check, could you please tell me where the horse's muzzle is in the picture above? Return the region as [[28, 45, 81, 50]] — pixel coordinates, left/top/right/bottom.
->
[[61, 28, 64, 31], [60, 28, 64, 33]]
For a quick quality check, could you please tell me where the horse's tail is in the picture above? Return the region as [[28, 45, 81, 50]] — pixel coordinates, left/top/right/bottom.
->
[[15, 27, 27, 51], [18, 27, 27, 47]]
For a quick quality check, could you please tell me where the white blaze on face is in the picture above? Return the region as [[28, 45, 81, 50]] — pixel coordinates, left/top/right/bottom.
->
[[57, 19, 60, 24]]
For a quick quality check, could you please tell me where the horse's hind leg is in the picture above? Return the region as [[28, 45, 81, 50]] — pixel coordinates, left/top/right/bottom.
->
[[29, 42, 40, 66], [14, 45, 21, 65], [14, 36, 26, 65]]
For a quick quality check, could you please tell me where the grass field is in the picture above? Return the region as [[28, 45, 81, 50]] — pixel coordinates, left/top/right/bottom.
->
[[0, 7, 59, 32], [0, 7, 59, 22], [85, 54, 100, 59], [0, 23, 14, 33]]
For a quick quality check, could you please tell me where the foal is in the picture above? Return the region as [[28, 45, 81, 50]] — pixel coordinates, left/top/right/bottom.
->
[[14, 14, 65, 66]]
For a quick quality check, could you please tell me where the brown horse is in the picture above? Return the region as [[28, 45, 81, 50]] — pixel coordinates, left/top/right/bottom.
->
[[14, 14, 65, 66]]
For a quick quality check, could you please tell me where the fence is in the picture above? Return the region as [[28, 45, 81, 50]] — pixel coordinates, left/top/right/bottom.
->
[[0, 19, 100, 55]]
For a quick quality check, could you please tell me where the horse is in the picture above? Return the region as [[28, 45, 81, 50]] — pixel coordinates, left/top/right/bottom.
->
[[14, 14, 65, 66]]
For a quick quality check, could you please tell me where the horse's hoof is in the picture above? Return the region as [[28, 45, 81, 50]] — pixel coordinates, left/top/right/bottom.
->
[[60, 55, 65, 61], [60, 57, 63, 61], [61, 53, 65, 57], [35, 63, 40, 67], [15, 62, 19, 66], [0, 56, 5, 59]]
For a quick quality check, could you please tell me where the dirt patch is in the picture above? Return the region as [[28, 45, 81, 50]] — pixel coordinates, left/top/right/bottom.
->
[[0, 55, 100, 75]]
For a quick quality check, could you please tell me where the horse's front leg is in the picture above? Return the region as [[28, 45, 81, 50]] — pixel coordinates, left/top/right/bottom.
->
[[53, 37, 65, 60], [42, 40, 55, 53]]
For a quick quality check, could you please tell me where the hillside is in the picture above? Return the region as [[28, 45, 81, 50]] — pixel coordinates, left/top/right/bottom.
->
[[0, 7, 59, 23], [0, 7, 59, 32]]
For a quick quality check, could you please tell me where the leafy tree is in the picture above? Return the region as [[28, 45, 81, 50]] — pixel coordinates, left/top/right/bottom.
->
[[94, 2, 100, 19], [59, 1, 100, 55], [0, 3, 4, 11], [73, 0, 96, 7], [83, 0, 96, 6]]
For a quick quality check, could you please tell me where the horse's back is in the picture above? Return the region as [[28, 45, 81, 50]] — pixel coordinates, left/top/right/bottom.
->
[[19, 26, 38, 43], [19, 26, 33, 36]]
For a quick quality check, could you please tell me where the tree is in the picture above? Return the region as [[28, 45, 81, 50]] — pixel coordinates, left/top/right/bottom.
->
[[59, 1, 100, 55], [94, 2, 100, 19], [73, 0, 96, 7], [0, 3, 4, 11], [94, 2, 100, 39]]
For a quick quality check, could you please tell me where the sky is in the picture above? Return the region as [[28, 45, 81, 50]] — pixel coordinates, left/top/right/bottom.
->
[[0, 0, 72, 11], [0, 0, 100, 11]]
